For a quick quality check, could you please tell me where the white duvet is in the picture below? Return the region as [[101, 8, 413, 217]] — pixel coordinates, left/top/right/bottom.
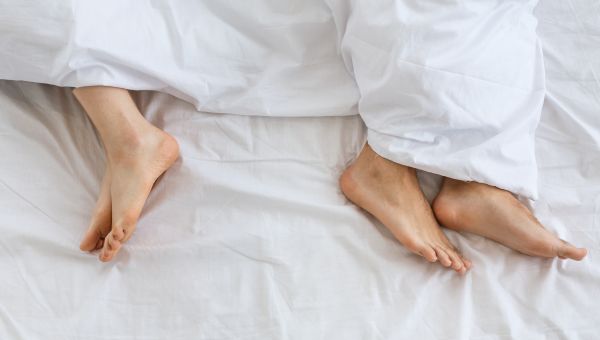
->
[[1, 0, 543, 198], [0, 0, 599, 339]]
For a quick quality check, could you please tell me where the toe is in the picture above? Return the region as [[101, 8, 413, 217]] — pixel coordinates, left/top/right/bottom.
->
[[80, 226, 102, 251], [448, 246, 471, 271], [114, 219, 137, 244], [80, 223, 110, 252], [417, 245, 438, 263], [99, 243, 110, 261], [100, 245, 118, 262], [446, 249, 464, 272], [107, 232, 121, 250], [558, 240, 587, 261], [99, 251, 112, 262], [462, 257, 472, 270], [434, 247, 452, 267], [111, 225, 126, 241], [99, 231, 122, 262]]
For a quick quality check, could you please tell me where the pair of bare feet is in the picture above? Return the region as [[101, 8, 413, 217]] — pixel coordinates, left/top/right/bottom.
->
[[75, 87, 587, 270], [340, 144, 587, 274]]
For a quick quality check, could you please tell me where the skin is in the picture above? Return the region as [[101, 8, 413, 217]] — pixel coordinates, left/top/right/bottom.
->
[[340, 144, 471, 274], [74, 86, 180, 262], [75, 87, 587, 266], [340, 144, 587, 274], [432, 178, 587, 261]]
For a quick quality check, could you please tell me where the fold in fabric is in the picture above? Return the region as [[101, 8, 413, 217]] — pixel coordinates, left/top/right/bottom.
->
[[0, 0, 359, 117], [0, 0, 544, 198], [327, 0, 545, 198]]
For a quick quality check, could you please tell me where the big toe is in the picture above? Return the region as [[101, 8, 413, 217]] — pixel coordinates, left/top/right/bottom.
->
[[416, 245, 438, 263], [80, 226, 102, 251], [80, 216, 111, 251], [558, 240, 587, 261]]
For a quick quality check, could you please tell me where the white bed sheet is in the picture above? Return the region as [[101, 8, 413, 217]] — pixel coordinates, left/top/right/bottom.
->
[[1, 0, 599, 339]]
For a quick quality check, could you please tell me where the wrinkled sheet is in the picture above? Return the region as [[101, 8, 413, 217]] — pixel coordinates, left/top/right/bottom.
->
[[328, 0, 545, 199], [0, 0, 600, 339], [0, 0, 544, 198]]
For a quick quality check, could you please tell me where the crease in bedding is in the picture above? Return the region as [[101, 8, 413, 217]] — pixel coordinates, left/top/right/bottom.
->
[[0, 0, 599, 338], [1, 0, 543, 198]]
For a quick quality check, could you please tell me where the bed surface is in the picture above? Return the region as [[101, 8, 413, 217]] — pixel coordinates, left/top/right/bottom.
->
[[1, 0, 599, 339]]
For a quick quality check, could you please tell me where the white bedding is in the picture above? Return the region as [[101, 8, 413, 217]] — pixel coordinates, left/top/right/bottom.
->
[[0, 0, 599, 339], [0, 0, 545, 198]]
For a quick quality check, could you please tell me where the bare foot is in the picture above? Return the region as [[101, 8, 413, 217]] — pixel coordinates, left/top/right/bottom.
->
[[340, 144, 471, 274], [80, 125, 179, 262], [432, 178, 587, 261]]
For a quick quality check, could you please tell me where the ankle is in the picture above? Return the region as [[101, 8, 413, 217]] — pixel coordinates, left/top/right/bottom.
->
[[106, 125, 142, 149], [340, 146, 419, 203], [104, 125, 161, 164], [362, 144, 415, 178]]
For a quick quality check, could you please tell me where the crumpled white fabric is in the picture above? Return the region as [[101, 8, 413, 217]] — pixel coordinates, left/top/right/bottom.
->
[[0, 0, 599, 338], [0, 0, 543, 198], [327, 0, 545, 199], [0, 0, 358, 117]]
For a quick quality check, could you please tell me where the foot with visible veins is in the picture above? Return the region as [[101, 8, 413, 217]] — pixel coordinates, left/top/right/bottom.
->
[[432, 178, 587, 261], [340, 144, 471, 274], [79, 124, 179, 262]]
